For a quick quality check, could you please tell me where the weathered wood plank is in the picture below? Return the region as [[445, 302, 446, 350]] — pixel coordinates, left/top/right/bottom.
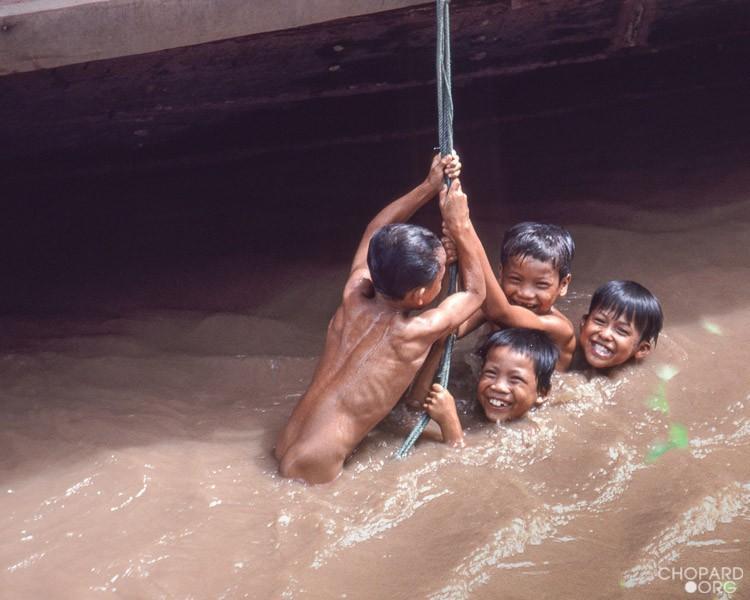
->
[[0, 0, 748, 171], [0, 0, 434, 75]]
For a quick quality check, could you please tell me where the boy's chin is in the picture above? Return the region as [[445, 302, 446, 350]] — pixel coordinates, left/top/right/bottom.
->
[[482, 409, 512, 423], [584, 351, 628, 370]]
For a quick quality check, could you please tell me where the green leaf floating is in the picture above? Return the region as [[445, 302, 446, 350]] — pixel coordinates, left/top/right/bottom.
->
[[645, 442, 672, 463], [645, 424, 689, 462], [669, 423, 689, 448], [646, 382, 669, 413], [647, 395, 669, 414]]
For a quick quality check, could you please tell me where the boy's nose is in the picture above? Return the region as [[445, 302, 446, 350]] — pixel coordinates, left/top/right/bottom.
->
[[491, 380, 510, 393]]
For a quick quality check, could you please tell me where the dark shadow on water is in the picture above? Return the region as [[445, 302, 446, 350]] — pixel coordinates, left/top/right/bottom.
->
[[3, 81, 750, 324]]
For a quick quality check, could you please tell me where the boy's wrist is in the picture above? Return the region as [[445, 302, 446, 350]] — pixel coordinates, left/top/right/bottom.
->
[[419, 179, 440, 197], [446, 220, 472, 238], [441, 416, 464, 445], [438, 406, 461, 432]]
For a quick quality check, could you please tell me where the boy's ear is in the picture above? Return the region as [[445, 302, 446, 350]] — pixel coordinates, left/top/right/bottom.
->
[[580, 314, 588, 332], [558, 274, 572, 297], [634, 340, 653, 360], [413, 287, 428, 307]]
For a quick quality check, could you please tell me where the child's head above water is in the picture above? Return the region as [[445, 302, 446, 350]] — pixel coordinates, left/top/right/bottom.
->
[[579, 280, 664, 370], [499, 222, 575, 315], [367, 223, 445, 306], [475, 328, 559, 422]]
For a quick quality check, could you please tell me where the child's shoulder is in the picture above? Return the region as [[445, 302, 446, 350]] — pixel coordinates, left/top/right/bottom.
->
[[542, 307, 576, 337]]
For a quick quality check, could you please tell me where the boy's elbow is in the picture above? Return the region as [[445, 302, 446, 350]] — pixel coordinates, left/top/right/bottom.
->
[[481, 295, 500, 318]]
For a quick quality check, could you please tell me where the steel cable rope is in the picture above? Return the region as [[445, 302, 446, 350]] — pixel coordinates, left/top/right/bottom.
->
[[395, 0, 457, 459]]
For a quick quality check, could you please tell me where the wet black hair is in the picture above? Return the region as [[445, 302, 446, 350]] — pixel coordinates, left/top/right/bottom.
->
[[588, 280, 664, 344], [500, 222, 575, 280], [367, 223, 443, 300], [477, 328, 559, 394]]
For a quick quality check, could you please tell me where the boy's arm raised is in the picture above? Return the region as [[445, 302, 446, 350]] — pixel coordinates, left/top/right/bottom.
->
[[423, 384, 464, 446], [348, 154, 460, 275], [440, 235, 488, 339], [477, 236, 573, 345], [405, 179, 486, 342]]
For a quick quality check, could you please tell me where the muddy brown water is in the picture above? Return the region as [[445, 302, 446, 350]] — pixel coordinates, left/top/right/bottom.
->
[[1, 93, 749, 599]]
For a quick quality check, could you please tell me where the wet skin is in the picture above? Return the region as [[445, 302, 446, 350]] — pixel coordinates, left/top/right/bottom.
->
[[499, 255, 568, 316], [275, 276, 443, 483], [579, 309, 652, 369], [406, 250, 574, 410], [275, 168, 486, 484], [477, 345, 540, 422], [489, 254, 575, 369], [423, 382, 464, 446]]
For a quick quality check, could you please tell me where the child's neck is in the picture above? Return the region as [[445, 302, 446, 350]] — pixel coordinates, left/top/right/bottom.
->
[[374, 292, 415, 315]]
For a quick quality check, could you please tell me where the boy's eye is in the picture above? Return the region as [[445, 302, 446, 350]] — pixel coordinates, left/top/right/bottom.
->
[[481, 370, 496, 378], [593, 317, 606, 325], [510, 376, 526, 385], [536, 283, 551, 290], [616, 327, 630, 336]]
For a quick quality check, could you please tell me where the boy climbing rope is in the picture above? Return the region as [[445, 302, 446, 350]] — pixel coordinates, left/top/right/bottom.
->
[[274, 154, 486, 484]]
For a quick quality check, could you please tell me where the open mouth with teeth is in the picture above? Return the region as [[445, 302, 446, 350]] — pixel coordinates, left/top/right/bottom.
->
[[589, 340, 614, 359], [481, 395, 516, 422], [486, 397, 513, 410]]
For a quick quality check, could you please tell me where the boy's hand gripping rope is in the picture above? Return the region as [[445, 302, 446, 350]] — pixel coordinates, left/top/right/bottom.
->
[[395, 0, 457, 459]]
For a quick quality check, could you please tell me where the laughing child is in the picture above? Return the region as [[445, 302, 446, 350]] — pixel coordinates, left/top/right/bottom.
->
[[576, 280, 663, 372], [406, 222, 575, 408], [422, 328, 559, 446], [471, 222, 576, 369]]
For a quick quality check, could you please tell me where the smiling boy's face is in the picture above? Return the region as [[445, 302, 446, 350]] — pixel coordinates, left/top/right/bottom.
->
[[477, 345, 539, 422], [499, 255, 570, 316], [579, 308, 652, 369]]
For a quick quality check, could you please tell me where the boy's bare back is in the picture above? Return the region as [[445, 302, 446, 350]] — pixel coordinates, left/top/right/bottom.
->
[[274, 276, 442, 483], [274, 159, 485, 484]]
